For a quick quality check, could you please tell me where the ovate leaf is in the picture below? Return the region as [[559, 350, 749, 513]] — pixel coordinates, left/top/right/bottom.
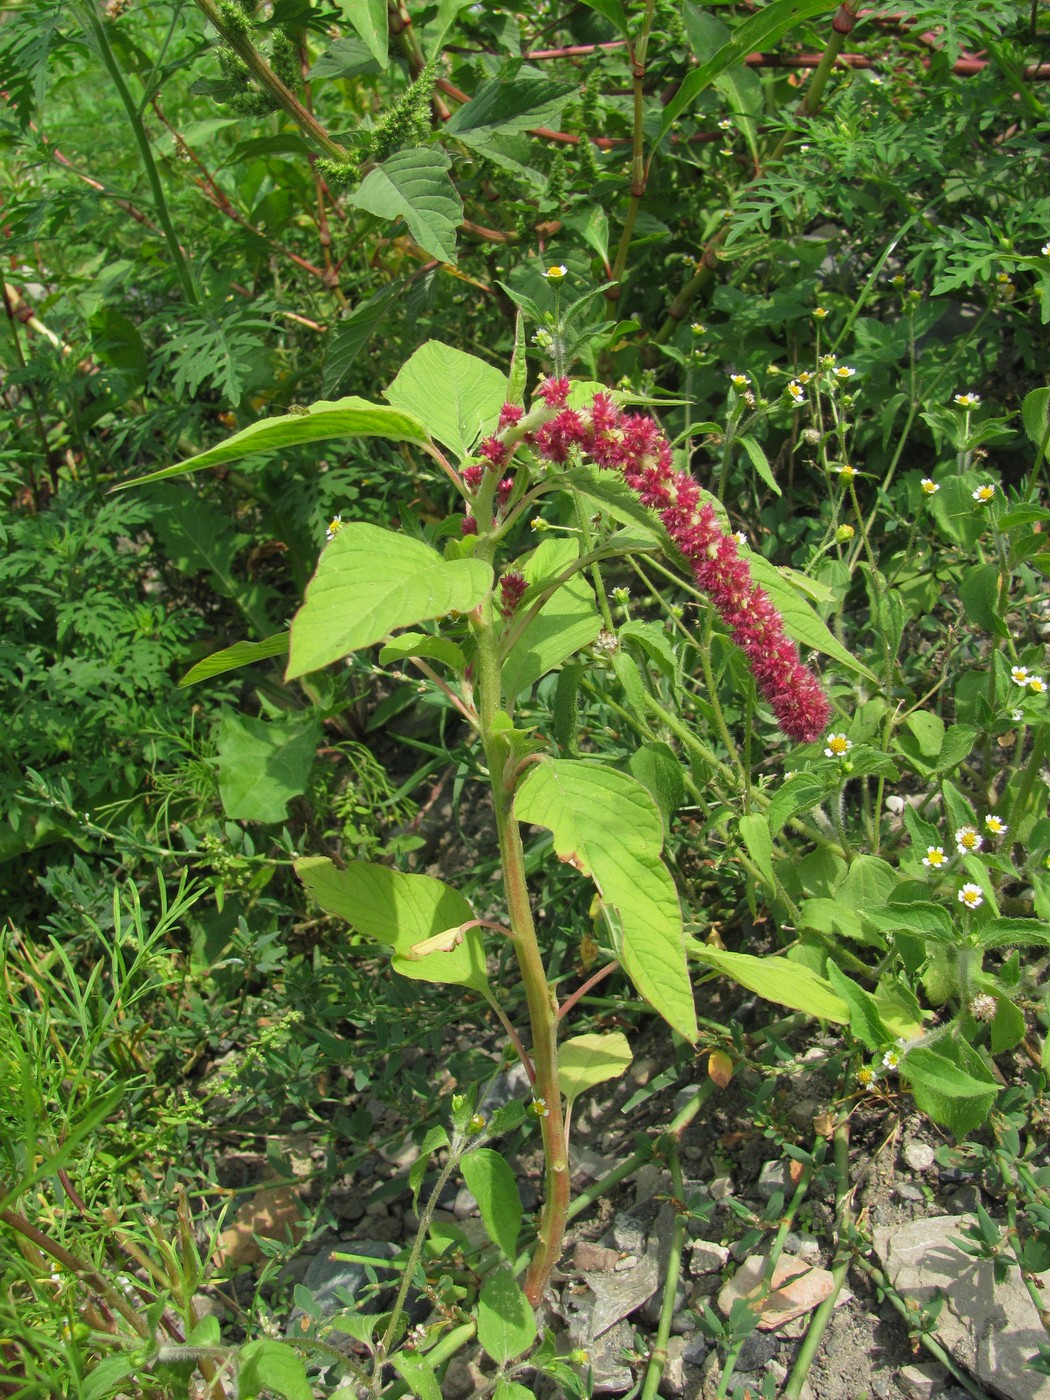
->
[[350, 147, 462, 264], [476, 1266, 536, 1365], [385, 341, 506, 460], [237, 1340, 313, 1400], [342, 0, 388, 67], [287, 523, 490, 678], [461, 1149, 522, 1258], [515, 761, 697, 1040], [180, 633, 289, 687], [688, 945, 848, 1023], [216, 711, 321, 823], [558, 1031, 633, 1104], [296, 857, 490, 993], [323, 280, 406, 395], [446, 79, 575, 145]]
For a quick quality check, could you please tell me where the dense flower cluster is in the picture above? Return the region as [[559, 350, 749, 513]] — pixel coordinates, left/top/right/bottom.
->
[[502, 390, 831, 742]]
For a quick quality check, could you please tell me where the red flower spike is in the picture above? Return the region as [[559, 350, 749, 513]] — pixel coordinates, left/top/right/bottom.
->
[[462, 464, 484, 491], [538, 375, 571, 408], [498, 403, 525, 429], [461, 515, 478, 536], [498, 570, 528, 617], [479, 435, 508, 469]]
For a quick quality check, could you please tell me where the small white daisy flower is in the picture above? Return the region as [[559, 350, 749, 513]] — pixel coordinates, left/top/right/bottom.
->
[[922, 846, 947, 868], [920, 478, 939, 495], [882, 1049, 901, 1071], [972, 484, 996, 504], [984, 814, 1008, 836], [1042, 243, 1050, 257], [813, 307, 828, 320], [1028, 675, 1046, 694], [954, 392, 982, 408], [542, 264, 568, 281], [1010, 708, 1024, 721], [326, 514, 344, 541], [718, 118, 733, 130], [833, 365, 857, 379], [734, 531, 748, 547], [1011, 665, 1031, 686], [788, 380, 804, 404], [955, 825, 983, 854], [958, 883, 984, 909], [730, 372, 750, 388], [824, 733, 853, 758], [833, 463, 857, 481]]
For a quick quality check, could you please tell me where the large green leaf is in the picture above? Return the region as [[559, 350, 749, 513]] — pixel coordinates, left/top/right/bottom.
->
[[558, 1031, 633, 1105], [115, 398, 430, 489], [350, 147, 462, 264], [342, 0, 388, 67], [180, 632, 289, 687], [476, 1266, 536, 1365], [747, 554, 879, 684], [296, 856, 490, 993], [1022, 385, 1050, 464], [237, 1340, 313, 1400], [323, 280, 405, 395], [393, 1352, 442, 1400], [515, 760, 697, 1041], [461, 1148, 522, 1258], [385, 341, 506, 460], [826, 964, 890, 1052], [905, 1042, 998, 1140], [446, 79, 575, 146], [287, 523, 491, 678], [688, 945, 848, 1023], [660, 0, 841, 138], [501, 537, 601, 701], [684, 5, 763, 171], [216, 711, 321, 823]]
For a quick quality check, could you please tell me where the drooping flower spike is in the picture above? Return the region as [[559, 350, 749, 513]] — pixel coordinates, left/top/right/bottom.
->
[[518, 390, 832, 742]]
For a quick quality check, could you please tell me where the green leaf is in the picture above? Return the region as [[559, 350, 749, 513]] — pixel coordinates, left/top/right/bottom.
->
[[423, 0, 477, 54], [324, 281, 405, 395], [562, 205, 611, 265], [446, 79, 575, 145], [903, 710, 944, 759], [82, 1357, 142, 1400], [688, 945, 848, 1023], [959, 562, 1008, 636], [393, 1352, 442, 1400], [476, 1265, 536, 1365], [738, 434, 781, 496], [287, 523, 491, 678], [904, 1043, 998, 1139], [237, 1340, 313, 1400], [826, 964, 890, 1051], [410, 1125, 450, 1206], [629, 741, 686, 836], [116, 397, 430, 489], [385, 340, 506, 461], [1022, 386, 1050, 465], [461, 1148, 523, 1258], [766, 772, 825, 836], [295, 857, 491, 993], [576, 0, 628, 34], [515, 760, 697, 1041], [216, 710, 321, 823], [502, 538, 601, 701], [350, 148, 462, 264], [660, 0, 841, 138], [977, 917, 1050, 950], [494, 1383, 536, 1400], [738, 813, 774, 887], [990, 997, 1025, 1054], [343, 0, 388, 67], [747, 554, 879, 684], [865, 901, 954, 943], [180, 632, 289, 687], [558, 1031, 633, 1104], [379, 633, 466, 671]]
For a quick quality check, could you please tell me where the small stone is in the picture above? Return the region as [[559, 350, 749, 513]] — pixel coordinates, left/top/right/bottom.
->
[[640, 1279, 686, 1327], [658, 1335, 690, 1398], [630, 1056, 656, 1086], [947, 1185, 982, 1215], [611, 1213, 647, 1255], [756, 1159, 794, 1202], [452, 1186, 478, 1219], [670, 1310, 694, 1336], [896, 1183, 924, 1202], [709, 1175, 734, 1202], [634, 1164, 673, 1209], [682, 1332, 709, 1366], [572, 1146, 621, 1182], [736, 1331, 779, 1372], [904, 1141, 935, 1172], [573, 1242, 622, 1273], [717, 1254, 838, 1330], [899, 1361, 950, 1400], [441, 1355, 487, 1400], [688, 1240, 730, 1275], [783, 1231, 821, 1262]]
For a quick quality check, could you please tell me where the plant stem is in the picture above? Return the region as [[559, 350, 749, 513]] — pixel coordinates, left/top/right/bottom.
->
[[640, 1135, 688, 1400], [472, 594, 569, 1306], [80, 4, 197, 307], [609, 0, 657, 293], [192, 0, 351, 163]]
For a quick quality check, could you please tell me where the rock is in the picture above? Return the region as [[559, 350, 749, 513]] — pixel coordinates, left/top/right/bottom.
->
[[903, 1141, 935, 1172], [441, 1355, 488, 1400], [573, 1242, 622, 1273], [214, 1183, 308, 1269], [586, 1248, 660, 1335], [640, 1278, 686, 1327], [896, 1183, 925, 1202], [717, 1253, 839, 1330], [873, 1214, 1050, 1400], [611, 1212, 647, 1255], [783, 1231, 821, 1262], [452, 1185, 478, 1219], [586, 1318, 636, 1394], [898, 1361, 950, 1400], [756, 1159, 795, 1202], [670, 1310, 694, 1335], [634, 1164, 672, 1210], [572, 1146, 622, 1182], [736, 1330, 779, 1371], [681, 1332, 709, 1366], [688, 1240, 730, 1275], [286, 1238, 397, 1332], [658, 1335, 690, 1397], [478, 1062, 532, 1114], [709, 1175, 734, 1202], [947, 1184, 982, 1215]]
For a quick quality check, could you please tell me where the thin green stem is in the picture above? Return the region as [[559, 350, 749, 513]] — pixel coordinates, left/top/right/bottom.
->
[[640, 1136, 688, 1400], [609, 0, 657, 291], [80, 4, 197, 306]]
